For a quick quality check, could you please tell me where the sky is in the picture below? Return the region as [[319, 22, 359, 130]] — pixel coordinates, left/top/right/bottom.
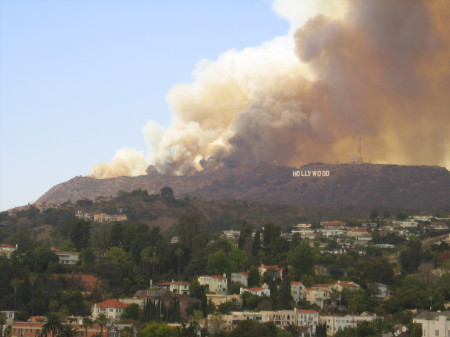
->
[[0, 0, 289, 211]]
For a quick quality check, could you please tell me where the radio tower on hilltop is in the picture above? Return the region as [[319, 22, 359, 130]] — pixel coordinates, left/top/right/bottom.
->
[[356, 136, 363, 164]]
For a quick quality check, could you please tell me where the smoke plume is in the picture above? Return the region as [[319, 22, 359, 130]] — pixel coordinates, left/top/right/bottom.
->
[[91, 0, 450, 178]]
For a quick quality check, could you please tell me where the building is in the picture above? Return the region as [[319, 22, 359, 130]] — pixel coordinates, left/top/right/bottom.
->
[[156, 281, 190, 295], [320, 221, 346, 230], [198, 275, 227, 294], [54, 274, 99, 293], [331, 281, 360, 292], [0, 244, 17, 258], [206, 294, 241, 307], [413, 311, 450, 337], [231, 272, 249, 287], [51, 248, 80, 265], [291, 282, 305, 303], [320, 312, 377, 336], [240, 287, 270, 297], [259, 265, 285, 280], [92, 299, 130, 321], [0, 310, 17, 327], [296, 309, 320, 334], [303, 286, 330, 308], [10, 322, 42, 337]]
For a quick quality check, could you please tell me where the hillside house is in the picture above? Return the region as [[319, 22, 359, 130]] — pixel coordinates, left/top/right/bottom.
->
[[259, 264, 285, 280], [92, 299, 130, 321], [198, 275, 228, 294], [240, 286, 270, 297], [156, 281, 190, 295], [0, 244, 17, 258], [51, 248, 79, 265], [413, 311, 450, 337], [291, 281, 305, 303], [231, 272, 249, 287]]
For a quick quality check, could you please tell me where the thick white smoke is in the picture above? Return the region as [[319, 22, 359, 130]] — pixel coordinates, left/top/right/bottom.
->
[[91, 0, 450, 178]]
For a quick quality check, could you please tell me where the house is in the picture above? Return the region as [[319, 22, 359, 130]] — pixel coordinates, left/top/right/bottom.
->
[[320, 312, 377, 336], [93, 213, 127, 223], [368, 283, 391, 300], [291, 281, 305, 303], [266, 310, 297, 328], [413, 311, 450, 337], [319, 229, 345, 238], [206, 294, 241, 307], [0, 310, 17, 326], [231, 272, 249, 287], [296, 309, 319, 334], [303, 286, 330, 308], [198, 275, 228, 294], [331, 281, 360, 292], [51, 248, 80, 265], [0, 244, 17, 258], [54, 274, 99, 293], [10, 322, 43, 337], [156, 281, 190, 295], [222, 230, 241, 240], [240, 286, 270, 297], [320, 221, 346, 230], [259, 264, 285, 280], [92, 299, 130, 321]]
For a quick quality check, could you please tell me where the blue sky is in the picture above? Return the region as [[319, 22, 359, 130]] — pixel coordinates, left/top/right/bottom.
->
[[0, 0, 288, 210]]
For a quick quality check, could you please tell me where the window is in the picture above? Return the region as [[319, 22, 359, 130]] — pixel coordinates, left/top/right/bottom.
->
[[435, 330, 439, 336]]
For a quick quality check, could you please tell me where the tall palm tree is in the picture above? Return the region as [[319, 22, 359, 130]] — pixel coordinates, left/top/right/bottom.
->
[[82, 317, 93, 337], [29, 273, 38, 317], [0, 312, 7, 337], [175, 248, 183, 281], [40, 313, 63, 337], [10, 278, 21, 310], [59, 325, 78, 337], [95, 314, 107, 337]]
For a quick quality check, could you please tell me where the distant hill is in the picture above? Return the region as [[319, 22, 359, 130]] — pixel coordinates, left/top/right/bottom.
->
[[37, 162, 450, 210]]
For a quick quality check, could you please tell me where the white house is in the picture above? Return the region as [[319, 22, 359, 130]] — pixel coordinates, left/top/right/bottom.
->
[[240, 286, 270, 297], [198, 275, 228, 294], [320, 312, 377, 336], [291, 281, 305, 303], [413, 311, 450, 337], [0, 244, 17, 258], [231, 272, 249, 287], [92, 299, 130, 321], [156, 281, 190, 295]]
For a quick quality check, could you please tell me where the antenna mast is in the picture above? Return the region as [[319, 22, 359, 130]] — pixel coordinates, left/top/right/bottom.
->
[[356, 136, 363, 164]]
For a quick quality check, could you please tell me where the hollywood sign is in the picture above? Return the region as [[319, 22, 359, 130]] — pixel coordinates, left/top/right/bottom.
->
[[293, 170, 330, 177]]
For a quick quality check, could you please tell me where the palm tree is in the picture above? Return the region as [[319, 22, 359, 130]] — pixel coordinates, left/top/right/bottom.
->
[[40, 313, 63, 337], [175, 248, 183, 281], [59, 325, 78, 337], [82, 317, 93, 337], [0, 312, 7, 337], [95, 314, 107, 337], [10, 278, 21, 310], [29, 273, 38, 316]]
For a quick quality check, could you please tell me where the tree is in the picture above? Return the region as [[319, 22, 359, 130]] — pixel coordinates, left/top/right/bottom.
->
[[175, 248, 184, 281], [121, 304, 140, 321], [370, 210, 378, 220], [289, 242, 315, 280], [140, 322, 178, 337], [40, 313, 64, 337], [10, 278, 21, 310], [29, 273, 38, 316], [82, 317, 93, 337], [248, 266, 261, 288], [95, 314, 108, 337], [59, 325, 78, 337], [0, 313, 6, 337], [400, 238, 423, 273], [70, 220, 91, 251], [160, 186, 174, 201]]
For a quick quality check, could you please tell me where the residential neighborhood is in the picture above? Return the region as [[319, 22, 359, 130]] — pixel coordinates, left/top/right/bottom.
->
[[1, 192, 449, 337]]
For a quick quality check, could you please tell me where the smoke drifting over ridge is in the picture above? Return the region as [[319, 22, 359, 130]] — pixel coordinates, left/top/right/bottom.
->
[[91, 0, 450, 178]]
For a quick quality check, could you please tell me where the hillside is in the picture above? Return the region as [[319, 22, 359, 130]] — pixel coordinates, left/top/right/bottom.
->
[[37, 162, 450, 210]]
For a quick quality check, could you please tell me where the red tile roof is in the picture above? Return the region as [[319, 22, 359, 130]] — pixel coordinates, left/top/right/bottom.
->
[[0, 244, 15, 248], [95, 299, 129, 308], [297, 309, 319, 314]]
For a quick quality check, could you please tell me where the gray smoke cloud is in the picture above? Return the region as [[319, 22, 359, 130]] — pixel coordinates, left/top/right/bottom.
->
[[91, 0, 450, 178]]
